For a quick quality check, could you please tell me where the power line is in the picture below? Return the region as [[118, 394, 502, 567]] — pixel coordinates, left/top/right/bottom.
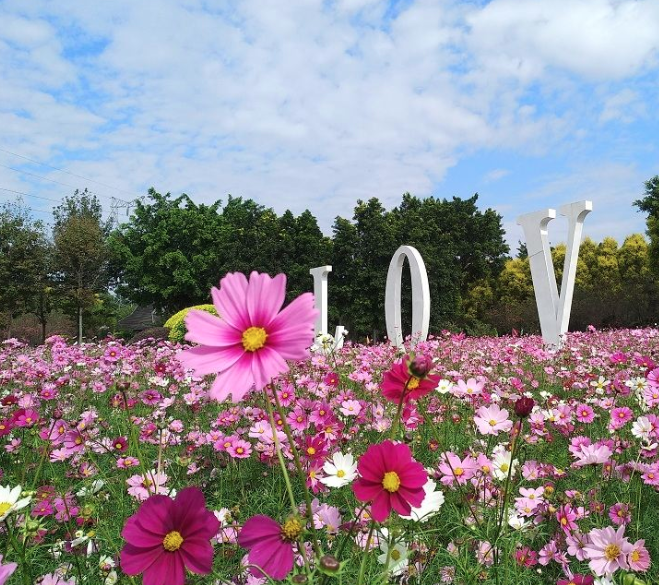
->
[[0, 146, 140, 198], [0, 162, 117, 203], [0, 187, 62, 204]]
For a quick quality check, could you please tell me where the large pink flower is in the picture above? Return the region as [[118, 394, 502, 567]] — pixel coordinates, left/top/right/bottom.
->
[[238, 514, 299, 580], [352, 440, 427, 522], [120, 487, 220, 585], [583, 525, 633, 576], [177, 272, 318, 402]]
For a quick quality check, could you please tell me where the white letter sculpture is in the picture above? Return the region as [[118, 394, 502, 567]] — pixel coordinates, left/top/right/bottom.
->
[[385, 246, 430, 348], [309, 266, 345, 351], [517, 200, 593, 348]]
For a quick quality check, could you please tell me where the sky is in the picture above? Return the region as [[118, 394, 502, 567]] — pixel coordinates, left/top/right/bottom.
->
[[1, 0, 658, 251]]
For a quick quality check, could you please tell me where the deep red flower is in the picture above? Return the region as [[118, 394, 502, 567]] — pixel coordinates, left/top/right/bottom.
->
[[120, 487, 220, 585], [514, 396, 535, 418], [352, 440, 427, 521], [381, 356, 439, 404], [238, 514, 301, 580]]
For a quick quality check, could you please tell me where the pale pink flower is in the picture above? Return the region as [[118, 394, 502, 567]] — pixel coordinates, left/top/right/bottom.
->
[[583, 525, 633, 576], [474, 404, 513, 436]]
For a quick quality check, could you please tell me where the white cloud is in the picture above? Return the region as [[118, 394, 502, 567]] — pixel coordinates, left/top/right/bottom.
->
[[0, 0, 656, 242]]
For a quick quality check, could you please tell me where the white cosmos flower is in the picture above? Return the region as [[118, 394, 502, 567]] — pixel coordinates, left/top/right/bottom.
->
[[492, 447, 518, 481], [319, 452, 358, 488], [0, 484, 31, 522], [632, 416, 653, 441], [399, 477, 445, 522], [436, 379, 454, 394], [377, 529, 409, 576]]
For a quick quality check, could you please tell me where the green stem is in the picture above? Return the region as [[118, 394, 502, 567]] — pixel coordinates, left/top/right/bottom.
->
[[4, 520, 31, 585], [271, 386, 323, 558], [262, 394, 297, 515], [390, 376, 413, 440], [357, 521, 376, 585]]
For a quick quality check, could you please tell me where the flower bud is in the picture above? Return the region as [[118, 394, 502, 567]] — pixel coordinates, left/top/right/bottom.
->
[[408, 354, 433, 378], [291, 575, 308, 583], [514, 397, 535, 418], [320, 554, 341, 573]]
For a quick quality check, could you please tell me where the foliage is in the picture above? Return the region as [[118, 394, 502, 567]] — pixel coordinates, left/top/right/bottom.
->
[[108, 189, 331, 313], [52, 190, 111, 343], [0, 202, 51, 339], [634, 175, 659, 277], [164, 303, 218, 342]]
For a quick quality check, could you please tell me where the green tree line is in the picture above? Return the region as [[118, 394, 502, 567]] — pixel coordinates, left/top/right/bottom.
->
[[2, 178, 659, 343]]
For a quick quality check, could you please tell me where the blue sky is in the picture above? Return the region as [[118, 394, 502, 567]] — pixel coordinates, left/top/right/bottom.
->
[[1, 0, 658, 250]]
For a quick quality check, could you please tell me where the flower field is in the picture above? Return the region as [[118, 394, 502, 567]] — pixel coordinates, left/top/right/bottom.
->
[[2, 281, 659, 584]]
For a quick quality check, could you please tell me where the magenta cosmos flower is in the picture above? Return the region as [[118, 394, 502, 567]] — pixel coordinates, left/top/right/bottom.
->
[[381, 355, 439, 403], [352, 440, 427, 521], [238, 514, 302, 580], [120, 487, 220, 585], [177, 272, 318, 402]]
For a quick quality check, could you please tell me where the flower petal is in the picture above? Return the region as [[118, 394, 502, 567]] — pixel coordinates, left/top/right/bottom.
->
[[183, 310, 241, 347], [246, 272, 286, 327], [212, 273, 250, 331], [208, 354, 256, 402]]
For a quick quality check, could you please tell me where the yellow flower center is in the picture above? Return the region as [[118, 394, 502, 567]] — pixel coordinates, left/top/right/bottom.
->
[[307, 447, 316, 455], [382, 471, 401, 493], [115, 443, 123, 449], [561, 517, 568, 525], [631, 550, 641, 562], [162, 530, 184, 551], [391, 549, 401, 561], [604, 544, 621, 561], [280, 518, 303, 541], [454, 467, 464, 476], [407, 377, 420, 390], [489, 419, 497, 427], [241, 327, 268, 352], [337, 470, 346, 478], [0, 502, 12, 516], [499, 463, 509, 472], [236, 447, 244, 454]]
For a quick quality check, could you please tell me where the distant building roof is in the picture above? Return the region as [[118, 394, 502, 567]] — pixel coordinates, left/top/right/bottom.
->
[[119, 305, 162, 331]]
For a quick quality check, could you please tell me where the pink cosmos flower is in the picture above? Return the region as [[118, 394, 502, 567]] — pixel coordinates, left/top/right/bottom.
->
[[608, 503, 631, 526], [238, 514, 301, 580], [380, 355, 439, 403], [0, 554, 17, 585], [438, 452, 478, 487], [227, 439, 252, 459], [556, 504, 578, 533], [628, 539, 650, 572], [120, 487, 220, 585], [126, 471, 169, 501], [583, 525, 633, 576], [573, 444, 613, 467], [474, 404, 513, 436], [453, 378, 484, 398], [178, 272, 318, 402], [575, 404, 595, 424], [352, 440, 427, 521]]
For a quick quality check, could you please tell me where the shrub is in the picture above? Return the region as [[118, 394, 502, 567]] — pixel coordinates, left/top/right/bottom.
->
[[164, 304, 218, 343]]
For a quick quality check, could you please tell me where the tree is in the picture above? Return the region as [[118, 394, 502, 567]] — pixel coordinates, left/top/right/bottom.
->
[[53, 190, 111, 343], [0, 202, 50, 339], [633, 176, 659, 277]]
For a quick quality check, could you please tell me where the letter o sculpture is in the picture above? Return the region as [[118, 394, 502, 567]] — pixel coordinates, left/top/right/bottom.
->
[[385, 245, 430, 348]]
